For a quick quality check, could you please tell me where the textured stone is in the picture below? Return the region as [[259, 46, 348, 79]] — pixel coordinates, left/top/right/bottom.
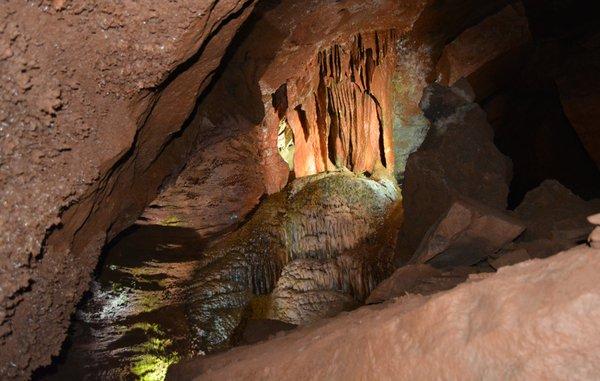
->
[[399, 83, 512, 254], [168, 245, 600, 381], [515, 180, 600, 244], [410, 198, 525, 267], [187, 172, 399, 352], [365, 265, 487, 304], [267, 259, 360, 325]]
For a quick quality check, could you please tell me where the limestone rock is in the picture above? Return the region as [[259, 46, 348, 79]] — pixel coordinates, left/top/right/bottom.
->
[[168, 245, 600, 381], [515, 180, 600, 244], [187, 172, 399, 352], [267, 259, 360, 325], [138, 129, 266, 238], [410, 198, 525, 268], [399, 83, 512, 254]]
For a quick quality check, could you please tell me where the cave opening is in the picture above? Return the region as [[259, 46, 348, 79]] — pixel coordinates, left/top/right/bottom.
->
[[3, 0, 600, 380]]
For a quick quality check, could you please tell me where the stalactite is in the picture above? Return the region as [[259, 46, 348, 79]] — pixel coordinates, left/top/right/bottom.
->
[[283, 30, 397, 178]]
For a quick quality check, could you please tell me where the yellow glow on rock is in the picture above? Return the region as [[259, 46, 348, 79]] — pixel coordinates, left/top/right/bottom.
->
[[277, 118, 295, 170], [129, 325, 180, 381]]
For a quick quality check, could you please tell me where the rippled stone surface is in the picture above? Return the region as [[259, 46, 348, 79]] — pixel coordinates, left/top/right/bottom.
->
[[187, 171, 400, 352], [38, 225, 204, 381]]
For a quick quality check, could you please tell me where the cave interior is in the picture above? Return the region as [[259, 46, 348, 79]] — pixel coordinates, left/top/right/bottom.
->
[[1, 0, 600, 380]]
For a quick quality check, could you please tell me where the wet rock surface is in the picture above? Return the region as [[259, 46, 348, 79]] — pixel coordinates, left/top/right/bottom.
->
[[186, 172, 399, 352], [36, 225, 205, 381], [168, 244, 600, 380]]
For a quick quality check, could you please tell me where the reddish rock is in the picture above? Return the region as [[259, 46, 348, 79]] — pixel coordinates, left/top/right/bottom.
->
[[138, 128, 266, 239], [515, 180, 600, 244], [489, 248, 530, 269], [399, 83, 512, 254], [588, 227, 600, 249], [436, 3, 532, 100], [168, 245, 600, 380], [410, 198, 525, 267], [365, 264, 487, 304], [240, 319, 296, 346]]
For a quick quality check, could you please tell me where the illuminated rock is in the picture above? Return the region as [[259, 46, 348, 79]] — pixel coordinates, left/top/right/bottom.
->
[[169, 245, 600, 380], [399, 83, 512, 254], [186, 172, 399, 352]]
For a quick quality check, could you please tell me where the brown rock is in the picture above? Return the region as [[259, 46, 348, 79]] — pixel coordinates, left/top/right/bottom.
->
[[240, 319, 296, 346], [399, 83, 512, 254], [168, 245, 600, 381], [556, 34, 600, 169], [266, 259, 360, 325], [489, 249, 530, 269], [366, 264, 486, 304], [515, 180, 600, 244], [410, 198, 525, 268], [436, 3, 532, 100]]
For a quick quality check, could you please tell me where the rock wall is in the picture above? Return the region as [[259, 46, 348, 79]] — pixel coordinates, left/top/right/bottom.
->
[[0, 1, 256, 378]]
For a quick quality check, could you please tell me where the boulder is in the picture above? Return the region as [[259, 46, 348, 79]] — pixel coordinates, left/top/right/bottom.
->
[[410, 198, 525, 268], [399, 83, 512, 254], [168, 245, 600, 381], [515, 180, 600, 244], [366, 264, 487, 304], [187, 172, 400, 351], [436, 3, 532, 100]]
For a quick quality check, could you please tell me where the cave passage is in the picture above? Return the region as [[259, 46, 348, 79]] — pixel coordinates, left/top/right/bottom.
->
[[4, 0, 600, 380]]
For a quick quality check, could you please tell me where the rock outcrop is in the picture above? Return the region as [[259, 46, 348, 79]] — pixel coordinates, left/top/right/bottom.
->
[[168, 244, 600, 380], [398, 82, 512, 255], [410, 198, 525, 267], [186, 172, 399, 352]]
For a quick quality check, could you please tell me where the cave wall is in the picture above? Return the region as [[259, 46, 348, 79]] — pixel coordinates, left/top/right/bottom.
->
[[0, 1, 257, 377]]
